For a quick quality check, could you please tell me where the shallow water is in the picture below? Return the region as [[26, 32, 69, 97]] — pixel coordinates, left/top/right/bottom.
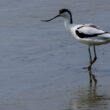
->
[[0, 0, 110, 110]]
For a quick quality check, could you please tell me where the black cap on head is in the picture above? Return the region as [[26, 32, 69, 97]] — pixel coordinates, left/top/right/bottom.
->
[[59, 9, 71, 14], [59, 9, 73, 24]]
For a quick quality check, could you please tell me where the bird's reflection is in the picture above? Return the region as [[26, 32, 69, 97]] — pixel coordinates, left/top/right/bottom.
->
[[88, 67, 97, 87], [68, 68, 110, 110], [69, 86, 108, 110]]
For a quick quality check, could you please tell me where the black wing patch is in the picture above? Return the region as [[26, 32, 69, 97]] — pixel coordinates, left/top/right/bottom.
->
[[75, 30, 109, 38]]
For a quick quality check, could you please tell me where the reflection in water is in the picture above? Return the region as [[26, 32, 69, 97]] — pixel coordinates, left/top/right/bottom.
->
[[69, 85, 110, 110], [69, 89, 108, 110], [68, 69, 110, 110], [88, 67, 97, 86]]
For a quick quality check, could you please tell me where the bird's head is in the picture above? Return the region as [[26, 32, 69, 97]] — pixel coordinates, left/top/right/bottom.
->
[[41, 9, 72, 23]]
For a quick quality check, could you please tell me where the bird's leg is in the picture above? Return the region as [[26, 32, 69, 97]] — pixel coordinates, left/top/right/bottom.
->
[[83, 46, 97, 70], [88, 46, 97, 70], [92, 46, 97, 64], [88, 46, 92, 70], [88, 46, 92, 64], [83, 46, 92, 69]]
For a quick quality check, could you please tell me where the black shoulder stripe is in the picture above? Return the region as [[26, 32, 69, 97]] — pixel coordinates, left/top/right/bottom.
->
[[77, 26, 84, 29], [75, 30, 109, 38]]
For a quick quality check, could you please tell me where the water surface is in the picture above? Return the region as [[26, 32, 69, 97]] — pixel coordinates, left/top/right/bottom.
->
[[0, 0, 110, 110]]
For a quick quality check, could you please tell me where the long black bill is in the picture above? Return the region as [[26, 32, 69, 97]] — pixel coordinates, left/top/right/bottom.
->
[[41, 14, 60, 22]]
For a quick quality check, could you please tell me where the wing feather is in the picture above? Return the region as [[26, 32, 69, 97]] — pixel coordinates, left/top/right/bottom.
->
[[76, 24, 107, 38]]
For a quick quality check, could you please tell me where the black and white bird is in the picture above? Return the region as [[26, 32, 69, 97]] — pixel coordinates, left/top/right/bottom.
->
[[42, 9, 110, 70]]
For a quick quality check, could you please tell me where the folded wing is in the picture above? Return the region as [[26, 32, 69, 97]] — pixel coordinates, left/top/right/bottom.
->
[[76, 24, 108, 38]]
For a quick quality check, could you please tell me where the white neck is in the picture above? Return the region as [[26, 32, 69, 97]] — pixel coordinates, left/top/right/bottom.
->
[[64, 15, 72, 31]]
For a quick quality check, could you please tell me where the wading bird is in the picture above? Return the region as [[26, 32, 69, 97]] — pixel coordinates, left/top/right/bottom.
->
[[42, 9, 110, 70]]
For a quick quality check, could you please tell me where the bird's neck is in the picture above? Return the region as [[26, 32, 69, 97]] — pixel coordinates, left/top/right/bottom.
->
[[64, 15, 73, 31]]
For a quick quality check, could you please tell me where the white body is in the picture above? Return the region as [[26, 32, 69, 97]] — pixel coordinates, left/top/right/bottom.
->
[[70, 24, 110, 46], [63, 13, 110, 46]]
